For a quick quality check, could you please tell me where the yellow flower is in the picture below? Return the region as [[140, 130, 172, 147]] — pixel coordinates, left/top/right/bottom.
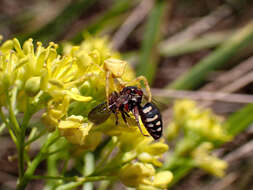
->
[[58, 115, 93, 145], [0, 40, 19, 94], [152, 171, 173, 188], [119, 162, 155, 187], [42, 96, 70, 130], [192, 142, 228, 177], [0, 38, 92, 111]]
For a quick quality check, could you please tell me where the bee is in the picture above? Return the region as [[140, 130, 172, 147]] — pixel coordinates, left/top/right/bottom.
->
[[88, 86, 162, 140]]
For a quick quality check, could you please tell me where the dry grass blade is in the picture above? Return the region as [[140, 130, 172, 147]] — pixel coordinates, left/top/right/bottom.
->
[[159, 4, 233, 47], [202, 56, 253, 91], [112, 0, 154, 49], [224, 140, 253, 163], [219, 71, 253, 93], [206, 173, 238, 190], [152, 88, 253, 104]]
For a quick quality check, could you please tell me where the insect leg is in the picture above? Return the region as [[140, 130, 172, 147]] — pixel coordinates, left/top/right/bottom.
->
[[114, 112, 119, 125], [120, 111, 127, 123], [120, 111, 130, 127], [132, 106, 149, 137], [124, 111, 130, 117], [106, 71, 111, 107], [133, 76, 151, 102]]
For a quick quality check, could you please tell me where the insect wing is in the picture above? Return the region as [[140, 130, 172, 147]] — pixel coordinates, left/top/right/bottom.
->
[[88, 102, 111, 125], [143, 95, 167, 111], [140, 102, 163, 140]]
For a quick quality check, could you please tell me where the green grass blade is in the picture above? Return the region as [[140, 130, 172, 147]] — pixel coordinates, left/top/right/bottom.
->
[[167, 22, 253, 90], [224, 104, 253, 136], [136, 0, 166, 84]]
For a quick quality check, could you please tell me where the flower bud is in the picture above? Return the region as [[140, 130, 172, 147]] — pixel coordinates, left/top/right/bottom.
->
[[119, 162, 155, 187], [144, 142, 169, 156], [25, 76, 41, 96], [152, 171, 173, 188]]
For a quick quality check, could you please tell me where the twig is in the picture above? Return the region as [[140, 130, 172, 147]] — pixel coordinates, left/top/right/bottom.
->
[[207, 172, 238, 190], [224, 140, 253, 163], [112, 0, 154, 50], [202, 56, 253, 91], [152, 88, 253, 104], [219, 71, 253, 93], [159, 4, 233, 48], [199, 71, 253, 107]]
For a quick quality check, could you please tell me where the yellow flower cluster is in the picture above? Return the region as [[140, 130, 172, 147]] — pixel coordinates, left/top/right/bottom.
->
[[167, 100, 231, 177], [168, 100, 231, 142], [192, 142, 227, 177], [0, 36, 171, 188]]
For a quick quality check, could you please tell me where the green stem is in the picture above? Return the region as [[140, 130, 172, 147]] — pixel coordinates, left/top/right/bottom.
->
[[29, 175, 76, 181], [92, 151, 136, 176], [96, 138, 117, 169], [18, 98, 33, 179], [7, 88, 20, 135], [55, 176, 117, 190], [46, 147, 59, 190], [25, 129, 47, 146], [17, 130, 60, 190], [6, 88, 27, 180], [83, 152, 95, 190], [45, 146, 69, 157], [0, 107, 17, 144]]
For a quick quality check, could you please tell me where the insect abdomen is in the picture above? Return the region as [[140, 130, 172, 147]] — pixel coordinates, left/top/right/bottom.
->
[[140, 102, 162, 140]]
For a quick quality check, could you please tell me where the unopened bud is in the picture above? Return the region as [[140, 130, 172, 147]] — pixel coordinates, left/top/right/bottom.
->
[[25, 76, 41, 96]]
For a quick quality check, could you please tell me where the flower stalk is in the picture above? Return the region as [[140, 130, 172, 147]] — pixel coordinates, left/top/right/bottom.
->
[[17, 130, 60, 190]]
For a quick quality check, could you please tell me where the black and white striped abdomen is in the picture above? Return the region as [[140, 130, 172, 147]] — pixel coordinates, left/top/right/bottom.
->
[[140, 102, 162, 140]]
